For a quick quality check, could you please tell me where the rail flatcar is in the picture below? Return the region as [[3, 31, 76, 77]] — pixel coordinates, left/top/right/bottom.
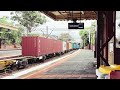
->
[[0, 36, 79, 72]]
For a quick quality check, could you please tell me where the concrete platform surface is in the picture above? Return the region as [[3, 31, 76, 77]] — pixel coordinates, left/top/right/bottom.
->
[[17, 49, 97, 79]]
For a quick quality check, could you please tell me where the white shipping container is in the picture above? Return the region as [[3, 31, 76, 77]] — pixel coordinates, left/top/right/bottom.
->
[[62, 41, 67, 52]]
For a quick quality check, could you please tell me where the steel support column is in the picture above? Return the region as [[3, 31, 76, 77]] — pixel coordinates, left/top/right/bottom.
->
[[96, 11, 116, 68], [94, 31, 97, 58], [96, 11, 101, 68], [0, 28, 2, 49], [103, 12, 108, 65]]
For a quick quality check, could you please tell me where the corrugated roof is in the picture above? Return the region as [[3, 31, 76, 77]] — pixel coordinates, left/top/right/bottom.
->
[[41, 11, 96, 21]]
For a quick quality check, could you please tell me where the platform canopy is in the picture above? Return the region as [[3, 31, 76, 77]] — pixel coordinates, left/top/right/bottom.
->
[[41, 11, 97, 21], [0, 23, 18, 31]]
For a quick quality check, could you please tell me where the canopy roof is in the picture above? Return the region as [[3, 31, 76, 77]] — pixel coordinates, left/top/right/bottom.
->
[[0, 23, 18, 31], [42, 11, 97, 21]]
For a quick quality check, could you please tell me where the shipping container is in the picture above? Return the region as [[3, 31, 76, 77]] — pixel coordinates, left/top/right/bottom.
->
[[66, 42, 69, 50], [69, 42, 72, 50], [72, 43, 74, 49], [22, 36, 38, 57], [72, 43, 77, 49], [62, 41, 67, 52], [22, 36, 63, 57], [76, 43, 80, 49], [54, 39, 63, 53]]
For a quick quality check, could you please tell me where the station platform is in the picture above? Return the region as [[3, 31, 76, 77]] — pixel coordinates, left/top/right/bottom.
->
[[0, 48, 21, 51], [0, 49, 22, 60], [14, 49, 97, 79]]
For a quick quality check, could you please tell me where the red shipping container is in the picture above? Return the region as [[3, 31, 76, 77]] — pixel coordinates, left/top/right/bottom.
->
[[66, 42, 69, 50], [56, 40, 63, 52], [22, 36, 63, 57]]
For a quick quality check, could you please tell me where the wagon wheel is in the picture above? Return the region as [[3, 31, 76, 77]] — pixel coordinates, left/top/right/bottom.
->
[[58, 52, 61, 56], [41, 56, 46, 62], [23, 59, 28, 68]]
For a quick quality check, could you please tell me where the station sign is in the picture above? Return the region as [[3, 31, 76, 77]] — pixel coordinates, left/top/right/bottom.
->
[[68, 23, 84, 29]]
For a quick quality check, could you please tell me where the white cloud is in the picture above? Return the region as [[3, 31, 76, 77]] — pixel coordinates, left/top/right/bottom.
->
[[0, 11, 94, 43], [0, 11, 12, 18]]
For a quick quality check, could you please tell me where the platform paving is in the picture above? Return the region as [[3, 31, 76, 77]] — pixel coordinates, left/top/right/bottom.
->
[[43, 49, 97, 79], [18, 49, 97, 79]]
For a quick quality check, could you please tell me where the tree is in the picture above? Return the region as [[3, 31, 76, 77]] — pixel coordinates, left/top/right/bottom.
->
[[0, 17, 15, 47], [58, 33, 74, 41], [0, 17, 24, 47], [10, 11, 47, 35], [90, 21, 96, 45], [79, 28, 89, 48], [0, 16, 14, 25], [79, 21, 96, 48]]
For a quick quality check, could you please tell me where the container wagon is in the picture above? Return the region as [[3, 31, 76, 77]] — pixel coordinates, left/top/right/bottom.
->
[[68, 42, 72, 51], [76, 43, 80, 49], [54, 39, 63, 56], [0, 36, 74, 71], [62, 41, 67, 54], [72, 43, 77, 50], [66, 42, 69, 52], [22, 36, 63, 59]]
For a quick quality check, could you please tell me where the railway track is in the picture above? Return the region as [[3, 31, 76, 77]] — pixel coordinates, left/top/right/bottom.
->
[[0, 50, 76, 78]]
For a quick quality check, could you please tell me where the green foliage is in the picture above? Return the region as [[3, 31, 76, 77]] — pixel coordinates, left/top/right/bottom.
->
[[11, 11, 47, 34], [11, 30, 22, 44], [0, 16, 24, 45], [58, 33, 74, 41], [28, 33, 40, 36], [0, 29, 11, 45], [0, 16, 14, 26], [79, 29, 89, 47], [79, 21, 96, 48], [0, 29, 23, 45], [90, 30, 95, 45], [90, 21, 96, 45]]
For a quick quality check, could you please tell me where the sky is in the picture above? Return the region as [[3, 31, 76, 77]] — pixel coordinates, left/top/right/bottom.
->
[[0, 11, 96, 43], [116, 11, 120, 41]]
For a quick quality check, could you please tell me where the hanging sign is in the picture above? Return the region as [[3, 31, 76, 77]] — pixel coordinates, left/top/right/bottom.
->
[[68, 23, 84, 29]]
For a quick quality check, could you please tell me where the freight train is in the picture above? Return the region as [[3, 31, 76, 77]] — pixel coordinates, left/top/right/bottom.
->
[[0, 36, 80, 72]]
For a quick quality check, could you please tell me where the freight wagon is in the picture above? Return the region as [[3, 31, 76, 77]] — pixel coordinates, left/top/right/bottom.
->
[[72, 43, 77, 50], [72, 43, 80, 50], [22, 36, 63, 61], [68, 42, 72, 51], [76, 43, 80, 49], [66, 42, 69, 52], [62, 41, 67, 54], [0, 36, 79, 72]]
